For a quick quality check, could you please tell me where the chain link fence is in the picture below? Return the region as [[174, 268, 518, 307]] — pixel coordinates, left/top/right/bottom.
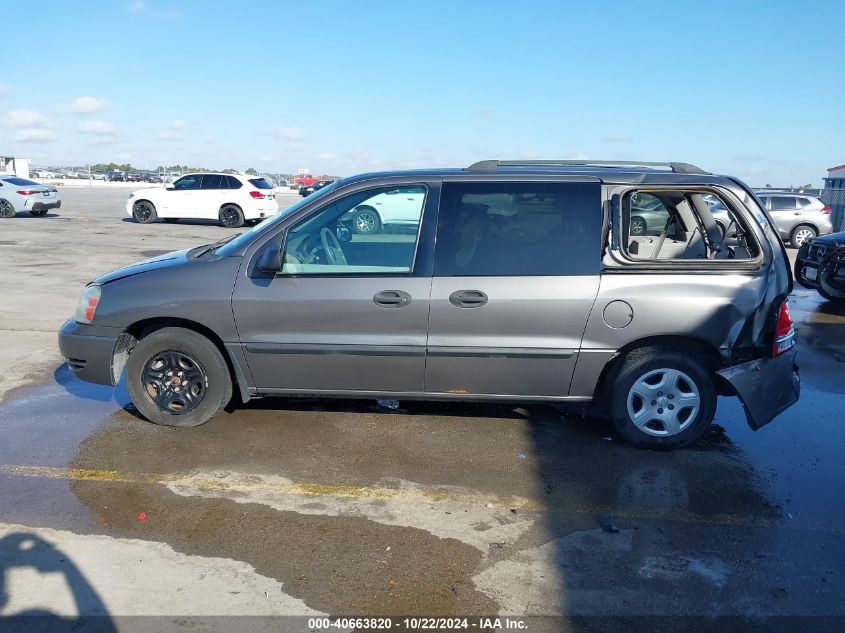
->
[[821, 186, 845, 232]]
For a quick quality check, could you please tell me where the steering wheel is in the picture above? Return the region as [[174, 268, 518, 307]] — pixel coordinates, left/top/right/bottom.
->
[[320, 227, 348, 266]]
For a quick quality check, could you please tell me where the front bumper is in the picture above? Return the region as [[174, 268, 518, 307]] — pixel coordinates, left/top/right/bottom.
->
[[58, 319, 122, 386], [716, 348, 799, 430]]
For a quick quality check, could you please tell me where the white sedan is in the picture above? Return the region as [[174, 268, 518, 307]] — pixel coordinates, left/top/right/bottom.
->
[[125, 172, 278, 228], [0, 175, 61, 218]]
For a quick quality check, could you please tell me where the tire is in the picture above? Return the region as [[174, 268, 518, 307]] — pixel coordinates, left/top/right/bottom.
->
[[163, 218, 179, 223], [126, 327, 233, 427], [0, 199, 15, 219], [630, 215, 646, 236], [604, 347, 716, 449], [219, 204, 244, 228], [132, 200, 157, 224], [352, 206, 382, 234], [789, 224, 817, 249], [30, 209, 48, 217], [793, 241, 817, 290]]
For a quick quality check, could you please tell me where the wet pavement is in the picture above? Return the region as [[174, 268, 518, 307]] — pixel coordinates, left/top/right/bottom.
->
[[0, 285, 843, 626]]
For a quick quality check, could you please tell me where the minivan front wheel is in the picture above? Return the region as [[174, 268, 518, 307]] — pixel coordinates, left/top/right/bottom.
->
[[126, 327, 232, 427], [606, 348, 716, 449]]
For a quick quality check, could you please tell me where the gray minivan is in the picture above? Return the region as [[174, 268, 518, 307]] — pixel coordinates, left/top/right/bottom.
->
[[59, 160, 800, 449]]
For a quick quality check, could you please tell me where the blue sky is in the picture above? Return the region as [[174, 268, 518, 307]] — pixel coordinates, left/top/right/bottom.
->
[[1, 0, 843, 185]]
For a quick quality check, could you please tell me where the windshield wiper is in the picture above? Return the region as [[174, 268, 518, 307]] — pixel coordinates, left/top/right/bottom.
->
[[191, 233, 240, 258]]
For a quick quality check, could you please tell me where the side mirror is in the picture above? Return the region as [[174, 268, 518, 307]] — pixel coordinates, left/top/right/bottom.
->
[[165, 185, 175, 191], [256, 243, 282, 274]]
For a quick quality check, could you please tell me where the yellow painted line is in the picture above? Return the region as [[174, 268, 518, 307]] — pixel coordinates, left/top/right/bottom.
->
[[0, 463, 831, 532], [0, 464, 539, 510]]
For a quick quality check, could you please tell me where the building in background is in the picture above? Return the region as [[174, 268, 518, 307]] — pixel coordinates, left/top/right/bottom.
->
[[822, 165, 845, 232], [0, 156, 30, 178]]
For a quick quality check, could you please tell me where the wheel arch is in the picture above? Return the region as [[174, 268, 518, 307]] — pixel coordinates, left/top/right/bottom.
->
[[593, 334, 725, 407], [117, 316, 252, 403]]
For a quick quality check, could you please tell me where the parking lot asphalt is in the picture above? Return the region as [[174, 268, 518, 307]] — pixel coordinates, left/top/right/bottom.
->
[[0, 187, 844, 628]]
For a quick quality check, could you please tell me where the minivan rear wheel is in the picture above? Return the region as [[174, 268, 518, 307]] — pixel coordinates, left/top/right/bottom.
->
[[126, 327, 232, 427], [605, 347, 716, 449], [790, 224, 817, 249]]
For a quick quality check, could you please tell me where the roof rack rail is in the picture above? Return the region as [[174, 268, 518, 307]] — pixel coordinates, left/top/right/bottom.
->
[[466, 159, 709, 175]]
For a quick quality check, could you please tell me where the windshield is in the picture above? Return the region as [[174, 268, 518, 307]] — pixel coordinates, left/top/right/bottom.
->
[[214, 180, 341, 256]]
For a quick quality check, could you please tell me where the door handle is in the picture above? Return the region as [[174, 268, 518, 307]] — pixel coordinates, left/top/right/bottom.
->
[[449, 290, 488, 308], [373, 290, 412, 308]]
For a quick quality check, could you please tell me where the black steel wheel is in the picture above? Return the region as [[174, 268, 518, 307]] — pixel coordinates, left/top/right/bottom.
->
[[126, 327, 232, 427], [132, 200, 157, 224], [219, 204, 244, 228]]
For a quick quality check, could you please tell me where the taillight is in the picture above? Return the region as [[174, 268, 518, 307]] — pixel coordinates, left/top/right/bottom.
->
[[773, 300, 795, 356], [821, 205, 832, 214], [249, 191, 264, 199], [16, 190, 39, 195]]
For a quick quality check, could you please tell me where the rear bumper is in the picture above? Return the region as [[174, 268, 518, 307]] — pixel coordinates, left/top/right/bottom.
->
[[58, 319, 120, 386], [716, 348, 799, 430], [25, 199, 60, 211]]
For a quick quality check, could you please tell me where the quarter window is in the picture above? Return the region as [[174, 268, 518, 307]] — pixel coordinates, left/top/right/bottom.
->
[[433, 182, 601, 276], [224, 175, 242, 189], [623, 190, 756, 260], [279, 186, 427, 274]]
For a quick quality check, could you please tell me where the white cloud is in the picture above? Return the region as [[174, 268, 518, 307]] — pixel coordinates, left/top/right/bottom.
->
[[129, 0, 146, 12], [317, 152, 337, 161], [78, 120, 117, 136], [156, 119, 187, 140], [268, 127, 306, 142], [72, 96, 107, 114], [15, 129, 55, 144], [5, 109, 51, 128], [116, 152, 132, 161]]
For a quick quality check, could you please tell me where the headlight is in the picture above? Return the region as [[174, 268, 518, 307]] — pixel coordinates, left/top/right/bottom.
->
[[75, 285, 102, 324]]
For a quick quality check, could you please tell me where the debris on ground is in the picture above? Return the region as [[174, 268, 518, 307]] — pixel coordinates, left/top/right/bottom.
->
[[516, 453, 526, 460], [136, 511, 147, 522], [485, 502, 494, 509], [598, 514, 619, 533]]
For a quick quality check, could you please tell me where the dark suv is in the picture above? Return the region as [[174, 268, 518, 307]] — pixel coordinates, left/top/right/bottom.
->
[[58, 159, 799, 449]]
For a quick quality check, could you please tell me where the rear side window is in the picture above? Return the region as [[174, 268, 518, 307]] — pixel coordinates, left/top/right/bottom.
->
[[249, 178, 273, 190], [434, 182, 601, 276], [770, 197, 797, 211], [797, 197, 815, 208], [201, 174, 223, 189], [224, 176, 242, 189]]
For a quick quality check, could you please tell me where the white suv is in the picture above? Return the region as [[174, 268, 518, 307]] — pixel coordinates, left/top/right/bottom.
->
[[126, 173, 279, 228]]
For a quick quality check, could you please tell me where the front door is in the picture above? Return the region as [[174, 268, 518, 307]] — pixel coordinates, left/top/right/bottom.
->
[[161, 173, 202, 216], [232, 183, 434, 394], [425, 181, 602, 397]]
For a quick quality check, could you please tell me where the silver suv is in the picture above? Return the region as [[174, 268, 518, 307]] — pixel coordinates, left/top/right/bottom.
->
[[756, 192, 833, 248], [58, 159, 800, 449]]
